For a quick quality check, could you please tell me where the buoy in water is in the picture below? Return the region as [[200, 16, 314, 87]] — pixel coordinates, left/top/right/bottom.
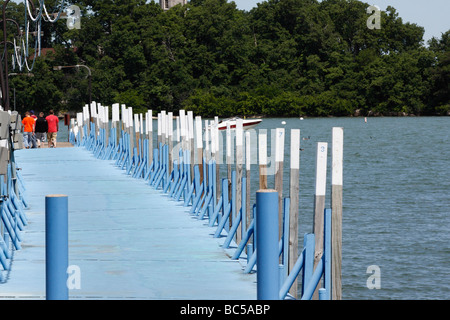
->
[[281, 121, 286, 125]]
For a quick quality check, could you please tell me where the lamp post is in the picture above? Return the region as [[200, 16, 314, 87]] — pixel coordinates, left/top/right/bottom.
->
[[0, 0, 34, 111], [1, 0, 62, 111], [53, 64, 92, 106]]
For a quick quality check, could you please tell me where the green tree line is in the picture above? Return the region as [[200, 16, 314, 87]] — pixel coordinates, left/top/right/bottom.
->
[[4, 0, 449, 117]]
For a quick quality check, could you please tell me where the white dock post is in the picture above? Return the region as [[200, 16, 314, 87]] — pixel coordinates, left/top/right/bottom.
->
[[332, 127, 344, 300], [128, 107, 134, 159], [179, 110, 186, 152], [187, 111, 194, 181], [214, 117, 220, 203], [195, 116, 203, 184], [205, 120, 210, 162], [138, 112, 142, 152], [161, 110, 167, 145], [104, 105, 109, 147], [313, 141, 328, 299], [275, 128, 285, 238], [134, 113, 140, 156], [112, 103, 120, 146], [236, 118, 244, 243], [157, 113, 161, 146], [148, 110, 153, 168], [168, 112, 174, 175], [258, 130, 267, 189], [245, 131, 251, 232], [289, 129, 300, 298], [76, 112, 83, 143]]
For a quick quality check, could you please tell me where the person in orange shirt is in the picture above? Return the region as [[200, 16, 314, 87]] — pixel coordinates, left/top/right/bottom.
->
[[21, 111, 35, 149]]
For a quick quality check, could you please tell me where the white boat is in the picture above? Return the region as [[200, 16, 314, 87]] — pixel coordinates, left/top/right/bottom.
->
[[216, 117, 262, 131]]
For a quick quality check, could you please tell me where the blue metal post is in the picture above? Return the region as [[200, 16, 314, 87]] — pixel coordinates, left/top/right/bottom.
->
[[212, 160, 216, 212], [209, 195, 222, 226], [208, 161, 214, 216], [223, 207, 241, 248], [247, 244, 253, 263], [301, 255, 324, 300], [231, 171, 236, 227], [252, 204, 256, 251], [213, 179, 231, 238], [231, 219, 254, 260], [323, 208, 332, 300], [222, 178, 228, 218], [45, 195, 69, 300], [256, 189, 279, 300], [241, 177, 246, 239], [282, 197, 290, 282], [185, 150, 191, 200], [302, 233, 315, 296], [279, 248, 305, 300]]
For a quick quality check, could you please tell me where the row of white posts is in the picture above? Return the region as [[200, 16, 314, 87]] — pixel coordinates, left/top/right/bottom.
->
[[69, 102, 343, 300]]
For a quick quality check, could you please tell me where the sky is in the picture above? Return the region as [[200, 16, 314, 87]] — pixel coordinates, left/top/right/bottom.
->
[[232, 0, 450, 43]]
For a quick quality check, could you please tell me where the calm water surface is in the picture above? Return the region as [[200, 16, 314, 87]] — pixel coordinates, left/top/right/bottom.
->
[[255, 117, 449, 300], [59, 116, 449, 300]]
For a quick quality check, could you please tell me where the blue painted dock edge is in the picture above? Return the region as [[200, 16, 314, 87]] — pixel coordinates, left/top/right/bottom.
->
[[0, 147, 257, 300]]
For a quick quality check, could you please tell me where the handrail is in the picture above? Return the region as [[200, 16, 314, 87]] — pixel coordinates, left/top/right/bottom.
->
[[0, 111, 28, 282], [70, 106, 339, 300], [279, 248, 305, 300]]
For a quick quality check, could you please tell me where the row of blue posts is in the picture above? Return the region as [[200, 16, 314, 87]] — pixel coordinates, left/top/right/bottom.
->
[[70, 110, 334, 300], [0, 116, 29, 283], [0, 111, 67, 299]]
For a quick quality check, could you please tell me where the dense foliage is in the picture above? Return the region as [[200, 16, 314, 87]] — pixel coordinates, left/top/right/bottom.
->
[[4, 0, 449, 117]]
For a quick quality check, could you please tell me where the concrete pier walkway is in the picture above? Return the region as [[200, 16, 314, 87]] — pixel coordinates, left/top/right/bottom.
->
[[1, 146, 256, 299]]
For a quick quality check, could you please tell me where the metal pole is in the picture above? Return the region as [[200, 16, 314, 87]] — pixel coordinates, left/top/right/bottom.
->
[[256, 189, 279, 300], [45, 194, 69, 300], [1, 0, 13, 111]]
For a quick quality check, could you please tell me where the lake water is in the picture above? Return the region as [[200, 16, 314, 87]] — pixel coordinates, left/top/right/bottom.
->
[[58, 116, 449, 300], [254, 117, 450, 300]]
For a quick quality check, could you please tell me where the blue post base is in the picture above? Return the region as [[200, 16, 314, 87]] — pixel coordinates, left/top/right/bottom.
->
[[45, 195, 69, 300], [256, 189, 279, 300]]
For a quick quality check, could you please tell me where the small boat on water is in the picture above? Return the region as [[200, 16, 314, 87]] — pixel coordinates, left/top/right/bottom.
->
[[216, 117, 262, 130]]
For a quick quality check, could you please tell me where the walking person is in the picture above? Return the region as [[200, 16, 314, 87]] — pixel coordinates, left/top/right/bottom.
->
[[45, 109, 59, 148], [29, 110, 38, 148], [34, 112, 48, 148], [21, 111, 35, 149]]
